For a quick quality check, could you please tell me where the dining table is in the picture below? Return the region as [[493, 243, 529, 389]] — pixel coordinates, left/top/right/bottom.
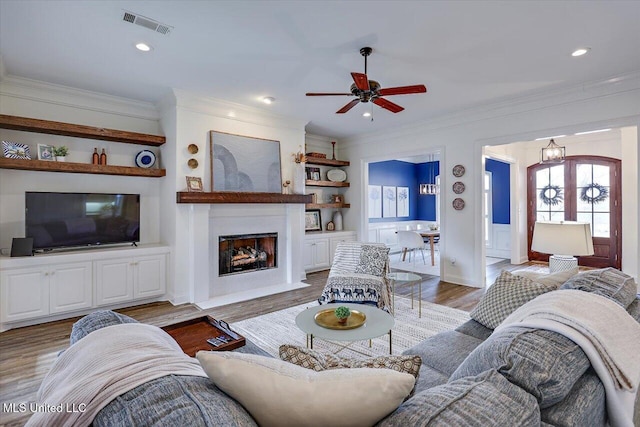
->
[[399, 230, 440, 266]]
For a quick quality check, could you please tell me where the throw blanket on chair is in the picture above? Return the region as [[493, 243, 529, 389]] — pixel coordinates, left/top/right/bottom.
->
[[496, 289, 640, 427], [26, 323, 207, 427]]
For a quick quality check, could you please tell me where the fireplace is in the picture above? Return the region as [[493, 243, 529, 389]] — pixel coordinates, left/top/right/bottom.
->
[[219, 232, 277, 276]]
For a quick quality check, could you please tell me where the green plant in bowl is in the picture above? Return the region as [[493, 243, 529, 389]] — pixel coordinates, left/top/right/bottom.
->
[[53, 146, 69, 157], [334, 306, 351, 324]]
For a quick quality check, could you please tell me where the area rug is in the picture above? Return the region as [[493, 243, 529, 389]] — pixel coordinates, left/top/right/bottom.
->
[[231, 296, 470, 359]]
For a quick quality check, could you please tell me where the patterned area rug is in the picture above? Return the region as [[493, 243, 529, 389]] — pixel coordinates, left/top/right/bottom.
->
[[231, 296, 470, 359]]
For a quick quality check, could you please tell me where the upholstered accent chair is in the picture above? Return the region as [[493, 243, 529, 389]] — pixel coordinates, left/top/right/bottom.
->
[[317, 242, 392, 312]]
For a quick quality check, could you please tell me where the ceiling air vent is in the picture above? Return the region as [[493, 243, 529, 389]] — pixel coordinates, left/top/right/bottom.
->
[[121, 10, 173, 36]]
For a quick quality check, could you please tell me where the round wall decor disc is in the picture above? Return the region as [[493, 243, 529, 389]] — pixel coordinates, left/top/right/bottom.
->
[[453, 181, 466, 194], [452, 164, 465, 177], [135, 150, 156, 168], [452, 198, 465, 210]]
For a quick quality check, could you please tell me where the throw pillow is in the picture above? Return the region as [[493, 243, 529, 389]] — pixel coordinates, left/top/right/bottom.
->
[[559, 267, 637, 308], [512, 266, 579, 287], [378, 369, 541, 427], [354, 244, 389, 277], [450, 326, 590, 408], [279, 344, 421, 377], [196, 351, 415, 427], [470, 270, 557, 329]]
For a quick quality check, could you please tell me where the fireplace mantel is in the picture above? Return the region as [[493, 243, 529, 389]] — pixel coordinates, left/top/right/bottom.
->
[[176, 191, 311, 204]]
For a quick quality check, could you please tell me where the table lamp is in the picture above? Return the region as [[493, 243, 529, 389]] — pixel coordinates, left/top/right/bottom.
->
[[531, 221, 594, 273]]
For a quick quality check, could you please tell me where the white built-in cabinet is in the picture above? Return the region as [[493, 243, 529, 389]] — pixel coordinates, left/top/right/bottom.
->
[[0, 245, 169, 331], [304, 231, 356, 272]]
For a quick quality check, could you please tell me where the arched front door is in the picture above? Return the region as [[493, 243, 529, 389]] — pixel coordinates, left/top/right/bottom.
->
[[527, 155, 621, 269]]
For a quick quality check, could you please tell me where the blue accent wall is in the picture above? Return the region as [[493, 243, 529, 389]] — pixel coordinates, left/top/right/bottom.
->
[[485, 158, 510, 224], [368, 160, 438, 222]]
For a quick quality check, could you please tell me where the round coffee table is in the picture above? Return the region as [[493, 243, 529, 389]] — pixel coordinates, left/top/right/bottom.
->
[[295, 303, 395, 354], [387, 272, 423, 317]]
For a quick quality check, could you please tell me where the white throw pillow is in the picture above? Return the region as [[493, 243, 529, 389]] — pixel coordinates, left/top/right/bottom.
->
[[196, 351, 415, 427]]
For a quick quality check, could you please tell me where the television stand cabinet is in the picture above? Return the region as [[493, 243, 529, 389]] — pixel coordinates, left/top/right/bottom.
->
[[0, 244, 169, 332]]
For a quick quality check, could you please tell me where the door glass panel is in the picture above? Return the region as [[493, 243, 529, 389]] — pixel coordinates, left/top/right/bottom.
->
[[537, 212, 550, 221], [536, 165, 564, 215], [536, 169, 549, 188], [550, 211, 565, 221], [592, 213, 610, 237], [576, 163, 610, 237], [593, 165, 610, 186]]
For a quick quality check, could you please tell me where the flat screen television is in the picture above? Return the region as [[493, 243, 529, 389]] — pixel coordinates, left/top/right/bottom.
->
[[25, 192, 140, 251]]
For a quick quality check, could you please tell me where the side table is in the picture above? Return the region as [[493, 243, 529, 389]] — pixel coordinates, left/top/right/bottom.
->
[[387, 272, 423, 318]]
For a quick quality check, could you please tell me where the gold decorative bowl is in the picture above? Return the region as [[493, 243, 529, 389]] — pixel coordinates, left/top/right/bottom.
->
[[314, 308, 366, 330]]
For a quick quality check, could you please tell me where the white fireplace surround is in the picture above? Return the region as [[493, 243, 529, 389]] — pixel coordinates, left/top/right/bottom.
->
[[190, 204, 308, 309]]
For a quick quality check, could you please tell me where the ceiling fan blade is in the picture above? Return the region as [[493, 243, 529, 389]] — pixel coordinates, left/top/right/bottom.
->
[[306, 92, 353, 96], [351, 72, 370, 91], [373, 97, 404, 113], [336, 99, 360, 114], [377, 85, 427, 96]]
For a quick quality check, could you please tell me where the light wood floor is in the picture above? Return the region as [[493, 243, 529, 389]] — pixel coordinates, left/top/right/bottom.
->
[[0, 259, 522, 426]]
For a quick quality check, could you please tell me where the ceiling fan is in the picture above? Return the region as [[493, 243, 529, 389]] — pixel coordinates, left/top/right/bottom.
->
[[306, 47, 427, 114]]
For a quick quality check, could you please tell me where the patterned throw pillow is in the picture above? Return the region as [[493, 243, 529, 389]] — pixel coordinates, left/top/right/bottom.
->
[[279, 344, 421, 378], [470, 270, 557, 329], [353, 245, 389, 277], [559, 268, 637, 308]]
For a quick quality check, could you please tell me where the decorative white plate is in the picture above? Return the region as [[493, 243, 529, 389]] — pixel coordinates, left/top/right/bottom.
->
[[327, 169, 347, 182], [135, 150, 156, 168], [453, 181, 465, 194]]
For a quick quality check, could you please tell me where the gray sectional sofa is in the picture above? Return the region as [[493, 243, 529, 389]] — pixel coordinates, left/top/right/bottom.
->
[[47, 268, 640, 426]]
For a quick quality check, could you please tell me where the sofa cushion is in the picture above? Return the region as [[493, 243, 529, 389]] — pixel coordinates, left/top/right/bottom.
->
[[540, 368, 606, 427], [454, 319, 494, 340], [279, 344, 421, 378], [559, 268, 637, 308], [450, 326, 590, 408], [93, 375, 258, 427], [402, 330, 484, 378], [197, 351, 415, 427], [354, 244, 389, 277], [512, 266, 579, 287], [377, 369, 540, 427], [70, 310, 138, 344], [470, 270, 557, 329], [627, 297, 640, 323]]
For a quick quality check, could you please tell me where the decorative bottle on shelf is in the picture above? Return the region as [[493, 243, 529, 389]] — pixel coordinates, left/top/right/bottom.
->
[[99, 149, 107, 165], [333, 210, 343, 231], [92, 148, 99, 165]]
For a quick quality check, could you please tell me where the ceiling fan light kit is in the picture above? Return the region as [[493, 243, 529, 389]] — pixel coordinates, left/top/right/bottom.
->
[[306, 47, 427, 115]]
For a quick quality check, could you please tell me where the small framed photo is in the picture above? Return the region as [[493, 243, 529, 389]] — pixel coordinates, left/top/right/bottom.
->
[[186, 176, 204, 192], [331, 194, 343, 204], [2, 141, 31, 160], [37, 144, 55, 161], [305, 209, 322, 232]]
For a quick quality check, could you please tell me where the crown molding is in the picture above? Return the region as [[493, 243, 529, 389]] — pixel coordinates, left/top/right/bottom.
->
[[343, 71, 640, 146], [169, 89, 308, 132], [0, 75, 160, 121]]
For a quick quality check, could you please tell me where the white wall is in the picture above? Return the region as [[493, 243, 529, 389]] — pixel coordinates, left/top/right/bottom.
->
[[0, 77, 163, 252], [342, 72, 640, 286]]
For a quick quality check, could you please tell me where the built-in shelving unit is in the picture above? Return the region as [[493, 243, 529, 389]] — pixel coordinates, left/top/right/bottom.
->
[[0, 114, 166, 178], [305, 157, 351, 208], [176, 191, 311, 204]]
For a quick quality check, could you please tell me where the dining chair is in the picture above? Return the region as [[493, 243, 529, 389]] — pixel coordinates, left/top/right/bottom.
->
[[397, 230, 426, 266]]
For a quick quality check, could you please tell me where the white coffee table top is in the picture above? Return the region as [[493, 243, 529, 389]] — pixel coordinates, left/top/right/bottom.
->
[[295, 303, 394, 342]]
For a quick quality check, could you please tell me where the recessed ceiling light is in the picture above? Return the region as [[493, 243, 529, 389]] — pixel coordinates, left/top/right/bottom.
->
[[227, 111, 236, 118], [262, 97, 275, 105], [363, 112, 371, 117], [571, 47, 590, 57], [135, 42, 152, 52]]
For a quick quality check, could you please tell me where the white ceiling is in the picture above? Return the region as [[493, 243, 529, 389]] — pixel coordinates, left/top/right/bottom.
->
[[1, 1, 638, 139]]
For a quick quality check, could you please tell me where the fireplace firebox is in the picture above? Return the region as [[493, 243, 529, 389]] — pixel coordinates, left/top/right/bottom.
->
[[219, 233, 277, 276]]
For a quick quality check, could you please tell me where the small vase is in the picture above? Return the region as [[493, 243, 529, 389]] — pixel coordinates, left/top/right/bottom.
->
[[56, 156, 66, 162], [292, 162, 306, 195], [337, 316, 349, 325], [333, 210, 343, 231]]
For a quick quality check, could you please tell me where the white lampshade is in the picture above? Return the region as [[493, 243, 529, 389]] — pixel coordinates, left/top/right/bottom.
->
[[531, 221, 594, 256]]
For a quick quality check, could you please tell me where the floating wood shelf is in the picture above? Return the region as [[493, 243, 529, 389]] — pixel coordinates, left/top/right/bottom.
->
[[0, 158, 166, 177], [0, 114, 166, 146], [306, 203, 351, 209], [305, 158, 350, 167], [305, 180, 350, 188], [176, 192, 312, 204]]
